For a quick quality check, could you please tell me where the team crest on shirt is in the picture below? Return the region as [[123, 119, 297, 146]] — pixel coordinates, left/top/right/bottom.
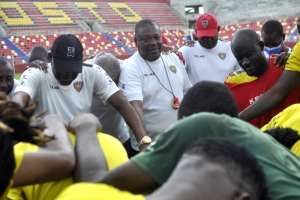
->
[[218, 53, 226, 60], [202, 20, 208, 28], [73, 82, 84, 92], [169, 65, 177, 73]]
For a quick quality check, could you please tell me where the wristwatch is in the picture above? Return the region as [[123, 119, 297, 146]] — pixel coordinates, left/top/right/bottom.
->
[[138, 136, 152, 147]]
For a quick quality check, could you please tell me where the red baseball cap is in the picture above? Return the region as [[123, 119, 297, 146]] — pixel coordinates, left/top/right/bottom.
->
[[196, 13, 219, 37]]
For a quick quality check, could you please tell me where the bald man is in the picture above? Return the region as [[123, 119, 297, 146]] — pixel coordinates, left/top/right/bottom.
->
[[225, 28, 298, 128]]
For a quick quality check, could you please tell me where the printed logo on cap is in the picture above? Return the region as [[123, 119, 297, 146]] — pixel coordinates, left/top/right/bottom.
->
[[67, 47, 75, 57], [202, 20, 208, 28]]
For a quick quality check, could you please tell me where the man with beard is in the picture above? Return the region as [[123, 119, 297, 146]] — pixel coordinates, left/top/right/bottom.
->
[[225, 28, 298, 128], [118, 19, 191, 156]]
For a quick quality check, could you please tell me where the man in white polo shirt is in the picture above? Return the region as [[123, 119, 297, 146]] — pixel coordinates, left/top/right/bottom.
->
[[12, 34, 148, 151], [179, 13, 240, 84], [119, 19, 191, 155]]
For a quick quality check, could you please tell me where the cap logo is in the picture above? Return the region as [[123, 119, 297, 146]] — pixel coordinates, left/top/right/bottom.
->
[[202, 20, 208, 28], [67, 47, 75, 57]]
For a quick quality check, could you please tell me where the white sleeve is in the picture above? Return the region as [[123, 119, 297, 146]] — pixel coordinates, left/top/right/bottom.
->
[[92, 65, 119, 104], [13, 68, 43, 100], [178, 46, 189, 71], [118, 62, 143, 102]]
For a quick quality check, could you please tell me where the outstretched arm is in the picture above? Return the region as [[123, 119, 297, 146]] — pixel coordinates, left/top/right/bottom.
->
[[108, 91, 148, 151], [12, 92, 31, 108], [68, 113, 107, 183], [12, 115, 75, 187], [239, 70, 300, 121]]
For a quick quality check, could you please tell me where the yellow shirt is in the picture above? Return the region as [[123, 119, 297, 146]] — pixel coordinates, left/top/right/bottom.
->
[[225, 68, 257, 84], [261, 104, 300, 133], [55, 183, 145, 200], [285, 42, 300, 72], [261, 104, 300, 157], [0, 150, 24, 200], [7, 132, 128, 200], [291, 140, 300, 157]]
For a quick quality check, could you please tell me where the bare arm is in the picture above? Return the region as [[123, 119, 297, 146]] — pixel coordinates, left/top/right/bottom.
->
[[12, 115, 75, 187], [239, 70, 300, 121], [99, 160, 159, 194], [12, 91, 31, 108], [108, 91, 148, 150], [68, 113, 107, 183]]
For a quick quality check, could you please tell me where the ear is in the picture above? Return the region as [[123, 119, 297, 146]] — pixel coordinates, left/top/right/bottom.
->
[[48, 52, 52, 59], [134, 36, 137, 46], [259, 41, 265, 51], [217, 26, 220, 32], [282, 33, 286, 41]]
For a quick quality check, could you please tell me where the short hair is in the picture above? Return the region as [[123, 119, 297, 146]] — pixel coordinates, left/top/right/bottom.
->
[[178, 81, 238, 119], [135, 19, 159, 36], [261, 20, 284, 36], [185, 138, 268, 200], [264, 127, 300, 149], [27, 45, 49, 63], [0, 56, 13, 70], [0, 128, 15, 196], [93, 53, 121, 83]]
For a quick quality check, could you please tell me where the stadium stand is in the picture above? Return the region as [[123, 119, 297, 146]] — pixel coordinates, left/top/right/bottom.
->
[[0, 0, 299, 71]]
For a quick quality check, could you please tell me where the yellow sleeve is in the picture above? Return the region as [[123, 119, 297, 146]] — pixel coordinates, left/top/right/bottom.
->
[[285, 42, 300, 72], [291, 140, 300, 157], [261, 104, 300, 134], [55, 183, 145, 200], [225, 69, 257, 84], [98, 132, 129, 170]]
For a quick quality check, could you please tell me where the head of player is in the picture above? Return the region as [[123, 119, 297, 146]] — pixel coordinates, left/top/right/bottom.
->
[[195, 13, 220, 49], [261, 20, 286, 56], [93, 52, 121, 84], [0, 57, 14, 95], [134, 19, 162, 62], [231, 28, 269, 77], [27, 45, 50, 63], [178, 81, 238, 119], [264, 127, 300, 149], [49, 34, 83, 86], [150, 138, 268, 200]]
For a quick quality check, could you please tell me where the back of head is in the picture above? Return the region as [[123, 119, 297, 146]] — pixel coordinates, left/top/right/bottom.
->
[[178, 81, 238, 119], [27, 45, 49, 63], [185, 138, 268, 200], [264, 127, 300, 149], [261, 20, 283, 36], [135, 19, 158, 36], [93, 52, 120, 83]]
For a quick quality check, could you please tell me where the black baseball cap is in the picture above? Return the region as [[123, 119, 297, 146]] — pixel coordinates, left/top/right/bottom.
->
[[51, 34, 83, 73]]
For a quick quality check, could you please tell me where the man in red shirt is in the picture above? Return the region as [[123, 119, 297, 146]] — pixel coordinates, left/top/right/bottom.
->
[[225, 28, 298, 128]]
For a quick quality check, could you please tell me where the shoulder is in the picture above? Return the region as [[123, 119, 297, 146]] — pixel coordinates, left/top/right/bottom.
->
[[226, 68, 256, 84]]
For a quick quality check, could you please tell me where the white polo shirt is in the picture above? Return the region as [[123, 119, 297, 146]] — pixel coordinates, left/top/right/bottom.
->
[[179, 39, 240, 84], [119, 52, 191, 150], [14, 63, 119, 122]]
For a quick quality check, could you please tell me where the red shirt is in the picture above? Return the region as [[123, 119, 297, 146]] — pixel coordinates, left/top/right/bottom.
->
[[225, 57, 299, 128]]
